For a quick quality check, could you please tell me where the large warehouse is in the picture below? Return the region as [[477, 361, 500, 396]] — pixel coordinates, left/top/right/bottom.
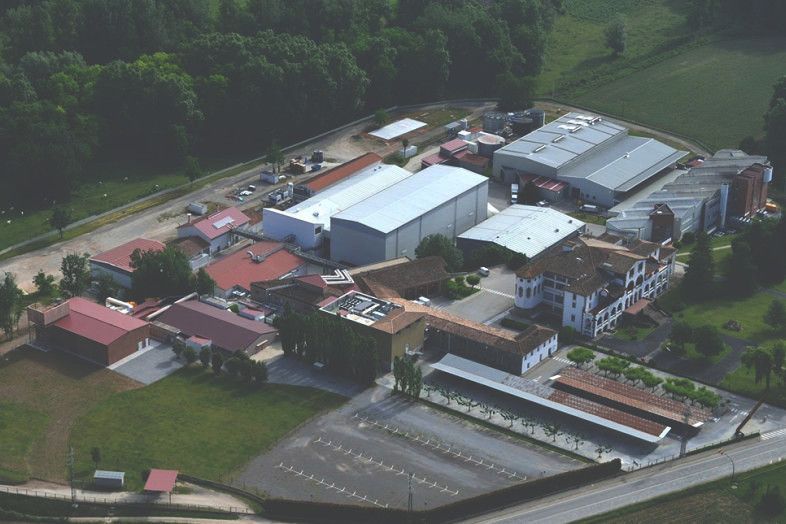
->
[[330, 165, 488, 266], [493, 112, 685, 208], [457, 205, 585, 262], [263, 163, 413, 250]]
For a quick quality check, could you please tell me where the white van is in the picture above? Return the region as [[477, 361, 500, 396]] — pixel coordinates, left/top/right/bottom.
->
[[478, 267, 490, 277]]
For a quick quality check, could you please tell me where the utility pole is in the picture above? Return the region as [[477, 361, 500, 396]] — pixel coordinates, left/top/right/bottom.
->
[[67, 447, 78, 508], [407, 472, 414, 513], [679, 408, 690, 457]]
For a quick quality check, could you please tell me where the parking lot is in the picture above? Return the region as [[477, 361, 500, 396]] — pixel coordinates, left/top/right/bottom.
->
[[110, 341, 182, 385], [234, 386, 581, 509]]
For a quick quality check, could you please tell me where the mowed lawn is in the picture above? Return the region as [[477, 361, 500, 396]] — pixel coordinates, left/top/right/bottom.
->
[[582, 461, 786, 523], [660, 288, 783, 343], [0, 347, 140, 482], [70, 366, 345, 489], [572, 37, 786, 150]]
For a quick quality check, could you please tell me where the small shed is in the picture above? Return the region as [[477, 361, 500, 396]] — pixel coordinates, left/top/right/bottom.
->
[[186, 335, 211, 352], [144, 469, 179, 501], [94, 470, 125, 490]]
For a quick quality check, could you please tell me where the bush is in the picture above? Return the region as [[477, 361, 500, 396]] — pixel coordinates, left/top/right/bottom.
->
[[559, 326, 577, 345], [229, 304, 240, 314], [681, 232, 696, 244], [466, 274, 480, 287]]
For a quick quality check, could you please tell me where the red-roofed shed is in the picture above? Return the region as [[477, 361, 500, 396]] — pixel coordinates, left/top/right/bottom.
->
[[144, 469, 178, 500]]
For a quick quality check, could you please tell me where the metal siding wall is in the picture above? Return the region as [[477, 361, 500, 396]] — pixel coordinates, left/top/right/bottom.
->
[[394, 219, 422, 259], [330, 220, 387, 265]]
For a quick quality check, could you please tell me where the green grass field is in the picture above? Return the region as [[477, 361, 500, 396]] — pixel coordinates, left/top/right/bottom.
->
[[659, 288, 781, 343], [0, 347, 139, 483], [581, 461, 786, 523], [70, 366, 345, 489], [536, 0, 691, 95], [571, 37, 786, 150], [721, 365, 786, 407]]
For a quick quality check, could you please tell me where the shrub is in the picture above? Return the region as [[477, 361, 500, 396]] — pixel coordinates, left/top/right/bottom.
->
[[559, 326, 577, 345], [466, 274, 480, 287], [681, 232, 696, 244]]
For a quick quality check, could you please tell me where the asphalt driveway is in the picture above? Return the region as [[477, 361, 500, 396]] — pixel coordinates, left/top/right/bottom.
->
[[111, 342, 182, 385]]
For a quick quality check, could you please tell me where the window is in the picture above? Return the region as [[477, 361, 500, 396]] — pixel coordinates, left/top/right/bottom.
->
[[571, 314, 576, 322], [518, 287, 523, 298], [526, 288, 531, 298], [314, 226, 322, 234]]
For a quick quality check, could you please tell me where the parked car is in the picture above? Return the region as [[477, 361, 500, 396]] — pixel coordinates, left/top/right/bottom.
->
[[247, 185, 256, 192], [579, 204, 599, 213], [536, 200, 549, 207], [239, 190, 252, 197], [478, 267, 490, 277]]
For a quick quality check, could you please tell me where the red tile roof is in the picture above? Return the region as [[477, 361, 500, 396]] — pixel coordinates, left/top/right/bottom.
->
[[144, 469, 178, 493], [178, 207, 250, 240], [304, 153, 382, 192], [440, 139, 469, 155], [54, 297, 148, 346], [421, 152, 451, 167], [206, 242, 306, 292], [90, 239, 165, 274], [156, 300, 276, 353]]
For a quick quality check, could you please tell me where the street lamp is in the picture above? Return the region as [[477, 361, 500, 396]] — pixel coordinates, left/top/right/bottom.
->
[[718, 449, 736, 486]]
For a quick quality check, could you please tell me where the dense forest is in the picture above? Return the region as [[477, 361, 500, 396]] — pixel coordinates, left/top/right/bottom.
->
[[0, 0, 563, 209]]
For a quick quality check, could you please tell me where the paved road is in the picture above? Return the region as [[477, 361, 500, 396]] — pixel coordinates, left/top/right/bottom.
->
[[468, 432, 786, 524]]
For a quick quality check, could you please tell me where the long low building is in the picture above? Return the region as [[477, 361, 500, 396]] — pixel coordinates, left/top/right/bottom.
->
[[330, 165, 488, 266], [607, 150, 771, 241], [457, 205, 585, 262], [493, 112, 685, 208], [431, 354, 670, 443]]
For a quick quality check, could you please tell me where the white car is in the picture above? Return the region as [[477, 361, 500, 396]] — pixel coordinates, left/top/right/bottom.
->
[[239, 190, 253, 197], [478, 267, 490, 277]]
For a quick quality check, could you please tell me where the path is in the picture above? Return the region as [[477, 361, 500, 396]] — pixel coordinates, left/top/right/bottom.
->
[[675, 244, 733, 258], [0, 479, 254, 514], [651, 334, 752, 385]]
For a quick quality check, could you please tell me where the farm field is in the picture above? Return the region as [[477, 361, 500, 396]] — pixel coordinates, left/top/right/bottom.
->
[[535, 0, 690, 95], [581, 461, 786, 523], [0, 347, 140, 483], [70, 366, 346, 489], [571, 37, 786, 150]]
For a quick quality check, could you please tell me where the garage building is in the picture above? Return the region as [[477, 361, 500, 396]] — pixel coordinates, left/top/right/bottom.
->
[[330, 165, 488, 266], [90, 238, 165, 289], [493, 112, 685, 208]]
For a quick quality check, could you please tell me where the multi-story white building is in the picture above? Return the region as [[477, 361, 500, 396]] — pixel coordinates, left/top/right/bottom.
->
[[514, 236, 676, 337]]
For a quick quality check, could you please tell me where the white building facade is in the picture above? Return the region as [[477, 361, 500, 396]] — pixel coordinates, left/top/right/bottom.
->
[[515, 238, 675, 337]]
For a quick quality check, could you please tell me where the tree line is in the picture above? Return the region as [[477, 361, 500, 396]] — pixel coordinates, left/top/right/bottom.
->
[[0, 0, 563, 211], [274, 307, 378, 385]]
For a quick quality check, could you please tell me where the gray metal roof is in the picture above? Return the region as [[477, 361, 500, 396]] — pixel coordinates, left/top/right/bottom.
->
[[559, 136, 686, 191], [494, 112, 626, 169], [94, 470, 125, 480], [430, 354, 668, 443], [333, 165, 487, 234], [275, 163, 413, 230], [458, 205, 584, 258]]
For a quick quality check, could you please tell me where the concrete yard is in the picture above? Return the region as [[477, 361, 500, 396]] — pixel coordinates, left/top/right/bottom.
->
[[110, 342, 182, 385], [234, 386, 582, 510], [439, 265, 515, 325]]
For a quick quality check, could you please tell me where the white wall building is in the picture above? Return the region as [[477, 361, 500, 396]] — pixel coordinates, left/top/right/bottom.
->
[[330, 165, 488, 266], [262, 163, 413, 250], [514, 237, 676, 337]]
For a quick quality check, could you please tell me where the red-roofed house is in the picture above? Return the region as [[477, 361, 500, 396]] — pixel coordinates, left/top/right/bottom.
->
[[205, 241, 307, 298], [27, 298, 152, 366], [90, 238, 165, 289], [176, 207, 251, 254]]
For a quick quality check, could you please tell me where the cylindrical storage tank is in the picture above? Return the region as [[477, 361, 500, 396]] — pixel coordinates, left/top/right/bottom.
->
[[510, 115, 534, 135], [719, 182, 730, 229], [764, 166, 774, 183], [527, 109, 545, 129], [477, 135, 504, 158], [483, 111, 506, 134]]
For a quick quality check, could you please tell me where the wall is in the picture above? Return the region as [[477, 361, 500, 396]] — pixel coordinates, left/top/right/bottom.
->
[[42, 323, 151, 366], [329, 220, 388, 266], [521, 333, 559, 373], [514, 274, 544, 309], [262, 208, 324, 250], [90, 262, 132, 289]]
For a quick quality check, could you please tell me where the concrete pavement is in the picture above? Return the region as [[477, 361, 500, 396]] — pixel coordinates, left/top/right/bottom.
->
[[467, 432, 786, 524]]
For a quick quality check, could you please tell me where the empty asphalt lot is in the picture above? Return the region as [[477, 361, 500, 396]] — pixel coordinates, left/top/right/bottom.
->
[[234, 386, 582, 510]]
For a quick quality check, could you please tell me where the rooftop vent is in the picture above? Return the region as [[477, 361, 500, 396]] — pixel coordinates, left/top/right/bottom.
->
[[552, 135, 566, 143], [533, 144, 546, 153]]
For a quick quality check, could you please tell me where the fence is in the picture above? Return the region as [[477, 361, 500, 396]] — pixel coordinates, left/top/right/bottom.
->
[[0, 483, 253, 515]]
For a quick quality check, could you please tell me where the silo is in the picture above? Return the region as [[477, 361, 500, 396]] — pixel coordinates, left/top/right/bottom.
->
[[510, 114, 534, 135], [764, 166, 774, 183], [527, 109, 545, 129], [477, 134, 504, 158], [483, 111, 506, 134]]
